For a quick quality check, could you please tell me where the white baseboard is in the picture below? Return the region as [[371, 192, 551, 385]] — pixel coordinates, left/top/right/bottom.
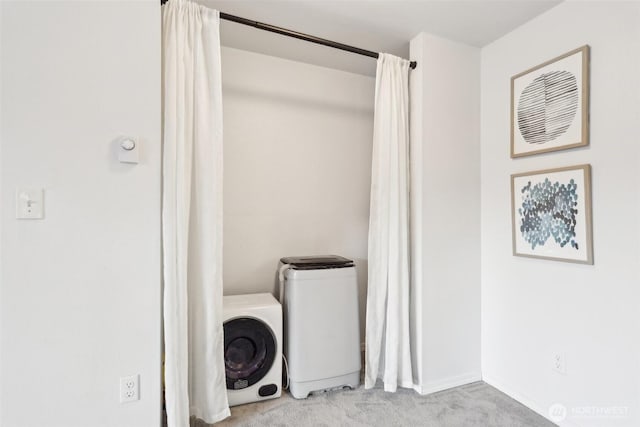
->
[[360, 343, 480, 398], [416, 371, 482, 395], [483, 374, 581, 427]]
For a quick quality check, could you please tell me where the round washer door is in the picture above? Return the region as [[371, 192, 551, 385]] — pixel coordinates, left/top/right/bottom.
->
[[223, 317, 276, 390]]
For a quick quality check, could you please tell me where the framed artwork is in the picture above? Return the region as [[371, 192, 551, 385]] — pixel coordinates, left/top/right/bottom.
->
[[511, 164, 593, 264], [511, 45, 590, 158]]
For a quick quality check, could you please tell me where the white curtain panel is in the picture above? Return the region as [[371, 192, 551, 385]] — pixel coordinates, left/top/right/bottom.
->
[[162, 0, 229, 425], [365, 53, 413, 392]]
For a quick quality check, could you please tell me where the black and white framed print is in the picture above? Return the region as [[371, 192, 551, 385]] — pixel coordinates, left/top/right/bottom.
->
[[511, 46, 590, 158]]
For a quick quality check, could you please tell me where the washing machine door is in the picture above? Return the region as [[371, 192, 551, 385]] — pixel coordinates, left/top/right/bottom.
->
[[223, 317, 276, 390]]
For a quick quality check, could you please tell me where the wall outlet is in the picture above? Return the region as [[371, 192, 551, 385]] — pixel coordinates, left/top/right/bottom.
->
[[553, 353, 567, 374], [15, 188, 44, 219], [120, 374, 139, 403]]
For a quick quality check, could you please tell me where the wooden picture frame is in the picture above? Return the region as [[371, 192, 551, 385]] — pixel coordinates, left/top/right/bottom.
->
[[511, 164, 593, 264], [511, 46, 590, 158]]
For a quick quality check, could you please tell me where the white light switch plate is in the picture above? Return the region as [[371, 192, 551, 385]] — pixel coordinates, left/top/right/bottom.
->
[[16, 188, 44, 219]]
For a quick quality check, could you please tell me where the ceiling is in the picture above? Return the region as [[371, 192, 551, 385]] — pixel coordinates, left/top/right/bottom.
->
[[200, 0, 562, 76]]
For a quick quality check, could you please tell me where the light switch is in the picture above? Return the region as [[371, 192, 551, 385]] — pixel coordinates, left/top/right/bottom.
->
[[16, 188, 44, 220]]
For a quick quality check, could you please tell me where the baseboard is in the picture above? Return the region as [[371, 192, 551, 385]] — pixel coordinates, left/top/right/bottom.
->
[[359, 344, 480, 398], [416, 371, 482, 395], [483, 374, 580, 427]]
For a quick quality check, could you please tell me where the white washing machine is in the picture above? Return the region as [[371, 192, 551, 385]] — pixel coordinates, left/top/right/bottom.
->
[[279, 256, 361, 399], [222, 293, 282, 407]]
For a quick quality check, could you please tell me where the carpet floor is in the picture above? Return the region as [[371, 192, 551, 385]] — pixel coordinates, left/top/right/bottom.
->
[[199, 381, 555, 427]]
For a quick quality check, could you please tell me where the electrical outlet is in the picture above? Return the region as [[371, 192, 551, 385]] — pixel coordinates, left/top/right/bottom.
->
[[120, 374, 140, 403], [553, 353, 567, 374]]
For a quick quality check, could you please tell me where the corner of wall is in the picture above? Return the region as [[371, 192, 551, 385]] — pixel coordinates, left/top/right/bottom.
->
[[409, 32, 426, 390], [410, 31, 481, 393]]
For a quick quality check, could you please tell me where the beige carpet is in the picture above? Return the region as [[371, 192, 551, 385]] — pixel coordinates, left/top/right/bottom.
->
[[191, 381, 554, 427]]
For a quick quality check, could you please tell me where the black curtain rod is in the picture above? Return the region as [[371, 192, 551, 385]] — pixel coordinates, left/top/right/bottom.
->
[[219, 12, 417, 70], [161, 1, 417, 70]]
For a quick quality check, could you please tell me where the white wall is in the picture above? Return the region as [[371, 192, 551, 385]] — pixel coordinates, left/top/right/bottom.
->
[[409, 33, 481, 393], [220, 47, 374, 339], [0, 2, 161, 427], [481, 2, 640, 426]]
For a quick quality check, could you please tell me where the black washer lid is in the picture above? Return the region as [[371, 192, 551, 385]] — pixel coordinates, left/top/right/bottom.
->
[[280, 255, 354, 270]]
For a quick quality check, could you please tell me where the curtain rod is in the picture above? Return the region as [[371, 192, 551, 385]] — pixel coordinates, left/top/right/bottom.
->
[[161, 1, 417, 70]]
